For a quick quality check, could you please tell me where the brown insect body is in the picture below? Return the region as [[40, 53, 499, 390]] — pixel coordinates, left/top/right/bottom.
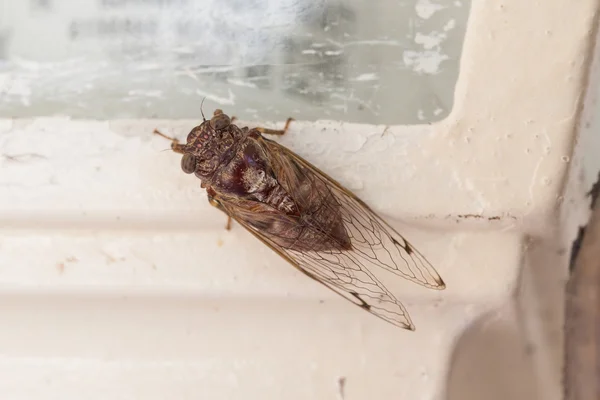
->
[[158, 109, 445, 330], [180, 110, 350, 253]]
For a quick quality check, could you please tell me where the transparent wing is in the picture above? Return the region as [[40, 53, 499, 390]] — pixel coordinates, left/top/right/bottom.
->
[[215, 137, 445, 330], [262, 137, 445, 289]]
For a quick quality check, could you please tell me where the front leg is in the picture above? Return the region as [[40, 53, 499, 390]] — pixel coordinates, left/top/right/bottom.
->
[[232, 117, 294, 136], [255, 117, 294, 136], [153, 129, 187, 153], [207, 187, 232, 231]]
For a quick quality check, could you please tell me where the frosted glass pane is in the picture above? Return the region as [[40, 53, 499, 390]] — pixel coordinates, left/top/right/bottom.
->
[[0, 0, 469, 124]]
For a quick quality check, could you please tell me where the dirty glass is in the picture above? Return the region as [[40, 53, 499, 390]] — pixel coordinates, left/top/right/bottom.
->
[[0, 0, 469, 124]]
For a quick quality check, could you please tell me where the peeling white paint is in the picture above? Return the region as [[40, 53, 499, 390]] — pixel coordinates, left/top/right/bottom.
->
[[415, 31, 448, 50], [403, 50, 449, 74], [415, 0, 446, 19], [194, 88, 236, 106], [351, 73, 379, 82]]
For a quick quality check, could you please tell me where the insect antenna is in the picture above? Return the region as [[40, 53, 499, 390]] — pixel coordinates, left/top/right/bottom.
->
[[200, 97, 207, 121]]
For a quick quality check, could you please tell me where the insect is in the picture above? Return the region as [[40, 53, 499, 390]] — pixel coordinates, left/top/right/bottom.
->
[[154, 109, 445, 330]]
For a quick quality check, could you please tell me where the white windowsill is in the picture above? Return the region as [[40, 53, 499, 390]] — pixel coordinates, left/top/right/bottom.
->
[[1, 0, 599, 399]]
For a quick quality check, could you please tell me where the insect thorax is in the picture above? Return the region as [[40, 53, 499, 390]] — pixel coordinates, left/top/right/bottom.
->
[[182, 121, 244, 178]]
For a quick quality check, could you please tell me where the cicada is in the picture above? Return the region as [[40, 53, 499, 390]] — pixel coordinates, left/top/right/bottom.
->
[[155, 109, 445, 330]]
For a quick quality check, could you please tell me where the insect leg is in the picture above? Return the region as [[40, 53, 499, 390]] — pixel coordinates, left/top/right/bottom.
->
[[207, 193, 233, 231], [153, 129, 187, 154], [255, 117, 294, 136]]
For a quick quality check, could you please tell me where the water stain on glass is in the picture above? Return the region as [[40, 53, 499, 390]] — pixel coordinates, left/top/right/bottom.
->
[[0, 0, 470, 123]]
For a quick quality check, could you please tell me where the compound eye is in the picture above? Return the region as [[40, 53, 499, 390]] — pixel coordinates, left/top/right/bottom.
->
[[181, 153, 196, 174], [209, 112, 231, 130]]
